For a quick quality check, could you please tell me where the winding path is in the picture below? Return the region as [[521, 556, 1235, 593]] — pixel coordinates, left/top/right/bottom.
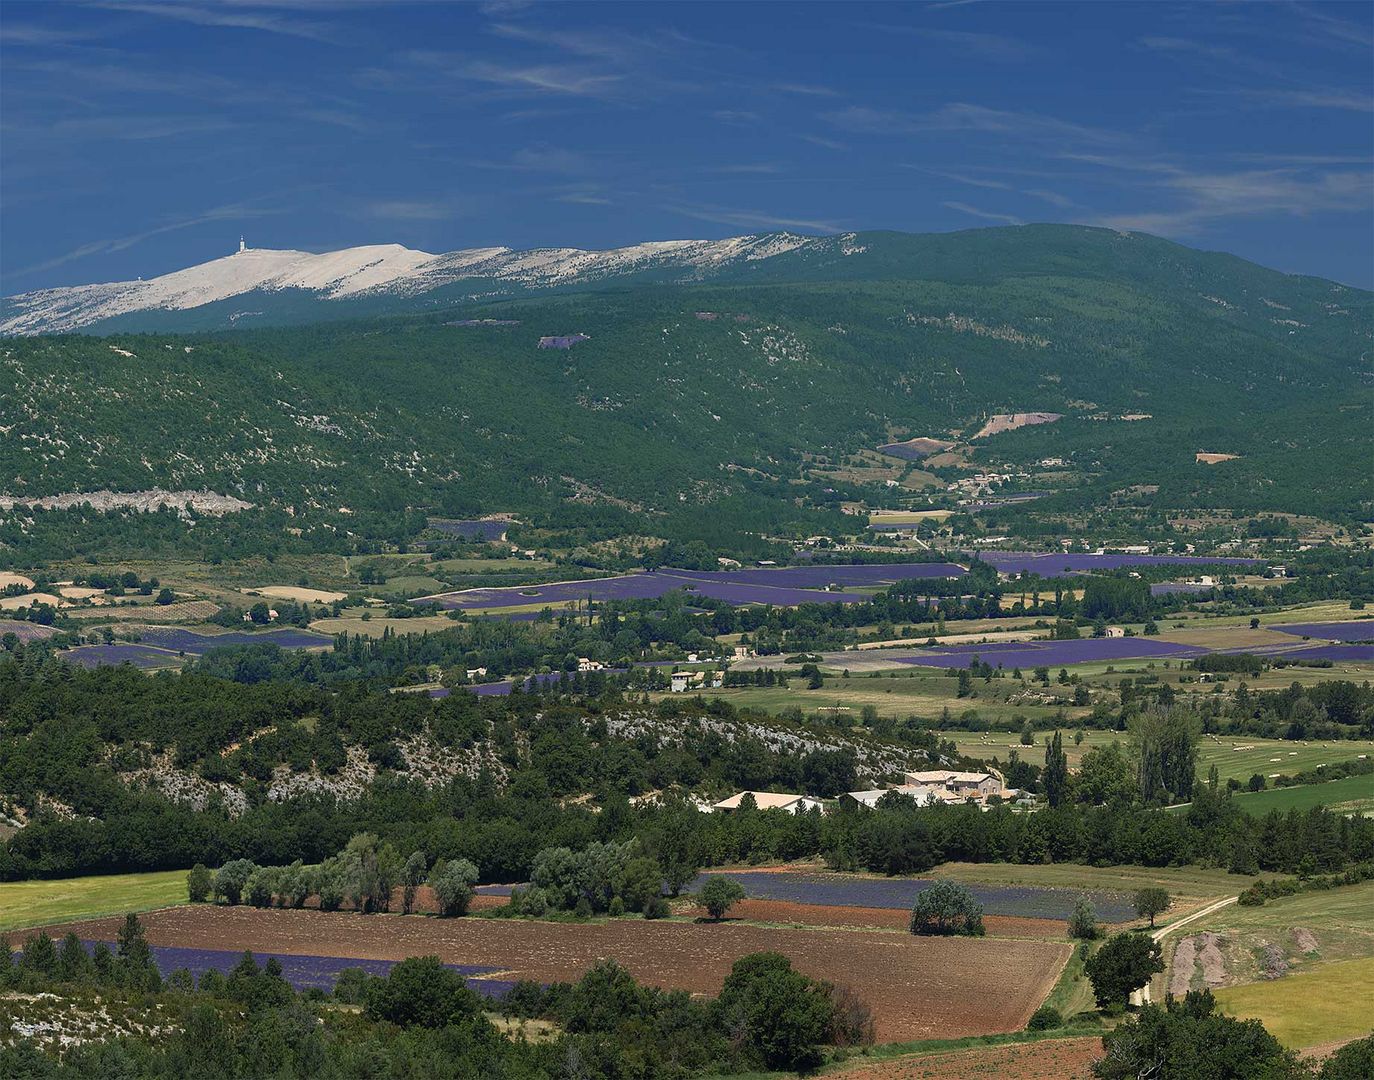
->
[[1133, 894, 1239, 1005]]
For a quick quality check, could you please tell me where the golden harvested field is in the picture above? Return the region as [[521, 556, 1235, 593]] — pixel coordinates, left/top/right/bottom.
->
[[310, 614, 458, 638], [245, 585, 347, 603], [45, 906, 1071, 1044]]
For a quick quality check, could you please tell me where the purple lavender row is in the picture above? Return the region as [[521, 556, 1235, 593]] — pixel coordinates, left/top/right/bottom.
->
[[682, 871, 1136, 922], [79, 940, 504, 993]]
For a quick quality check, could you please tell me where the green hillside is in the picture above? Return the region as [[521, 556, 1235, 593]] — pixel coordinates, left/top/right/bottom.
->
[[2, 226, 1370, 558]]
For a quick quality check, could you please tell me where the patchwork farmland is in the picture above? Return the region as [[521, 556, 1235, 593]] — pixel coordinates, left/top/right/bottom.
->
[[40, 905, 1071, 1043]]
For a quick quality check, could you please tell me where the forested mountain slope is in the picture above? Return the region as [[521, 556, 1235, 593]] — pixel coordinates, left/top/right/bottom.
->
[[2, 225, 1370, 543]]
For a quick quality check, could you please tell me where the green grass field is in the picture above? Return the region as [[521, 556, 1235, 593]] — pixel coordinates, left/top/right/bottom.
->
[[910, 728, 1374, 788], [0, 870, 188, 934], [1214, 957, 1374, 1048], [659, 671, 1087, 725], [930, 861, 1259, 910], [1225, 773, 1374, 816]]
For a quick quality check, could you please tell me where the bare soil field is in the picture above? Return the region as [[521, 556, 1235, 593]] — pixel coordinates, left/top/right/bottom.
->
[[835, 1035, 1102, 1080], [47, 906, 1069, 1043], [973, 412, 1062, 439]]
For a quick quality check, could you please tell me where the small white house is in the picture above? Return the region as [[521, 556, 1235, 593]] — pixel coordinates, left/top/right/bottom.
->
[[577, 657, 605, 672], [712, 791, 825, 814], [844, 783, 938, 808], [670, 672, 693, 693], [1105, 626, 1126, 638]]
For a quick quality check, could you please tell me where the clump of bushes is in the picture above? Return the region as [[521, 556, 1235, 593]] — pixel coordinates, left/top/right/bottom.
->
[[910, 880, 985, 937]]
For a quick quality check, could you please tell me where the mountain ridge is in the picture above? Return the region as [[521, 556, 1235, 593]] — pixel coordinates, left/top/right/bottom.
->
[[0, 233, 824, 335], [7, 224, 1367, 338]]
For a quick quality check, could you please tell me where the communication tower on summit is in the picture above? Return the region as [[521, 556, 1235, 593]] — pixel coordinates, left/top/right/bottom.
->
[[238, 236, 246, 254]]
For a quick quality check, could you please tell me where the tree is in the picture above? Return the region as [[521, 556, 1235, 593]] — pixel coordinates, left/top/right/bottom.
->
[[115, 914, 161, 992], [910, 881, 985, 937], [1093, 990, 1304, 1080], [1068, 896, 1100, 940], [401, 851, 427, 915], [698, 875, 746, 920], [19, 931, 57, 976], [1043, 730, 1070, 807], [214, 859, 255, 905], [428, 858, 479, 917], [249, 601, 272, 624], [1085, 932, 1164, 1009], [187, 863, 214, 904], [364, 955, 483, 1029], [1130, 708, 1201, 803], [56, 932, 94, 983], [1020, 719, 1035, 746], [1134, 887, 1170, 928], [1076, 743, 1134, 805], [712, 952, 836, 1071], [615, 855, 664, 913]]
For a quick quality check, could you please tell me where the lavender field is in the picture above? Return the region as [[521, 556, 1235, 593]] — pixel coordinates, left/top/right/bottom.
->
[[420, 554, 1267, 615], [685, 870, 1136, 922], [0, 618, 59, 643], [1286, 644, 1374, 662], [893, 637, 1203, 669], [419, 563, 964, 612], [428, 519, 512, 541], [56, 644, 182, 670], [56, 628, 335, 670], [77, 940, 514, 996], [1272, 621, 1374, 642], [134, 627, 334, 653], [975, 552, 1264, 575]]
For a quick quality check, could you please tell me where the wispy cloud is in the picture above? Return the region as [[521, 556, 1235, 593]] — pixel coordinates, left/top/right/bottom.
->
[[664, 202, 843, 233], [772, 82, 840, 97], [0, 22, 107, 46], [8, 199, 285, 280], [709, 163, 782, 175], [869, 25, 1043, 62], [1095, 166, 1373, 235], [51, 114, 238, 140], [943, 201, 1023, 225], [713, 110, 761, 125], [364, 199, 456, 221], [799, 133, 847, 151], [470, 145, 600, 175], [1209, 87, 1373, 113], [458, 58, 624, 97], [89, 1, 341, 43], [556, 192, 613, 206], [824, 102, 1123, 146]]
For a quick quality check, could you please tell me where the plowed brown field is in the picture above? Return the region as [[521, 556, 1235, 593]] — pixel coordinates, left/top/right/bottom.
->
[[48, 906, 1070, 1043], [836, 1036, 1102, 1079]]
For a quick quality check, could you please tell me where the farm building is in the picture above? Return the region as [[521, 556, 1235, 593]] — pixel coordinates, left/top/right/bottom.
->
[[904, 770, 1003, 798], [843, 783, 940, 808], [1105, 626, 1126, 638], [669, 670, 724, 692], [577, 657, 606, 672], [712, 791, 826, 814]]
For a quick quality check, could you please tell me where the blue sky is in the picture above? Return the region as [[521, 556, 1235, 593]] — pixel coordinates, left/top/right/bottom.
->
[[2, 0, 1371, 292]]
